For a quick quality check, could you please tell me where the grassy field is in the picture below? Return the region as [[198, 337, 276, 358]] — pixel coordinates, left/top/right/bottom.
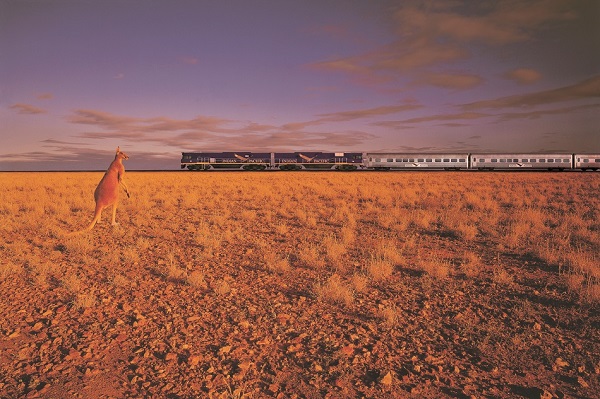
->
[[0, 171, 598, 398]]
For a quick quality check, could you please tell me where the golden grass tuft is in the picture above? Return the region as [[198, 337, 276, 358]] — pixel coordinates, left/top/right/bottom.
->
[[367, 257, 394, 282], [314, 274, 353, 306]]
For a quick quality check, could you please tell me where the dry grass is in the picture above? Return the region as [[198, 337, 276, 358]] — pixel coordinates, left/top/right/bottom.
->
[[1, 171, 598, 304], [1, 171, 599, 398], [314, 274, 353, 306]]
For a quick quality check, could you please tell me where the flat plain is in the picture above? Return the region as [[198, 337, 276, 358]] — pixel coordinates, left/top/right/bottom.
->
[[0, 171, 598, 399]]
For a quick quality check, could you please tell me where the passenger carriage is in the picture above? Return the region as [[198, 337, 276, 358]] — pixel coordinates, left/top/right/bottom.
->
[[470, 154, 573, 171], [364, 153, 469, 170], [574, 154, 600, 171]]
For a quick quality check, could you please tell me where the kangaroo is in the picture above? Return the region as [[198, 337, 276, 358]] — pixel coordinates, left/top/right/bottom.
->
[[76, 147, 131, 233]]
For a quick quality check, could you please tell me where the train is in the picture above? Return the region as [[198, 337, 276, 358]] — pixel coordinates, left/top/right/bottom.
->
[[181, 151, 600, 171]]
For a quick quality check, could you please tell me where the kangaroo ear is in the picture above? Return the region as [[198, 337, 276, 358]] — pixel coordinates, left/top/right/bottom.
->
[[116, 146, 120, 153]]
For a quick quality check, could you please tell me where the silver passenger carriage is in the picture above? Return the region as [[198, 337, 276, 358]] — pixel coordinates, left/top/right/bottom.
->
[[574, 154, 600, 171], [364, 153, 469, 170], [470, 154, 573, 170]]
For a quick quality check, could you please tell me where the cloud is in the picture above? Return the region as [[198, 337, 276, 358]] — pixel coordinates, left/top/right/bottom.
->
[[375, 112, 490, 128], [309, 0, 578, 87], [10, 103, 47, 115], [414, 72, 483, 90], [497, 103, 600, 121], [462, 75, 600, 109], [372, 101, 600, 130], [66, 107, 381, 151], [36, 93, 54, 100], [316, 103, 424, 122], [181, 56, 199, 65], [504, 68, 542, 85]]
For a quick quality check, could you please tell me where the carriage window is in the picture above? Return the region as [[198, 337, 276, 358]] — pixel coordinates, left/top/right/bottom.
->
[[443, 159, 450, 162], [387, 158, 394, 162], [426, 159, 432, 162], [451, 159, 457, 162], [595, 159, 600, 162], [417, 158, 424, 162], [563, 159, 569, 163], [499, 159, 506, 162], [435, 159, 441, 162], [375, 158, 381, 162], [409, 158, 415, 162], [491, 159, 497, 162], [548, 159, 554, 163], [459, 159, 465, 162], [401, 158, 408, 162], [530, 159, 536, 163], [539, 159, 546, 163], [583, 159, 589, 162], [522, 159, 528, 162], [479, 159, 485, 162]]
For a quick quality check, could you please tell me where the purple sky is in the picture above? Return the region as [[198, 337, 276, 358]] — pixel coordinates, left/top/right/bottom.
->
[[1, 0, 599, 170]]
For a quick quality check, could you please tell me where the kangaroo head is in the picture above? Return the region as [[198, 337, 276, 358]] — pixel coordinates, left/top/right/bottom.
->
[[116, 146, 129, 160]]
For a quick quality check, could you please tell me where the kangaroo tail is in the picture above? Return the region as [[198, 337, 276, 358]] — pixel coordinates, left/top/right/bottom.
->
[[68, 204, 103, 235], [84, 204, 103, 231]]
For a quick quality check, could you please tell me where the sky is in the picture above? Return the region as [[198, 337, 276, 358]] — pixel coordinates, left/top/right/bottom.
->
[[1, 0, 599, 170]]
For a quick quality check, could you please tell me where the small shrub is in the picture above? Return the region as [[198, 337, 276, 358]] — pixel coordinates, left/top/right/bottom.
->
[[367, 257, 394, 282], [187, 270, 207, 289], [351, 273, 369, 293], [314, 274, 353, 306], [380, 304, 401, 327]]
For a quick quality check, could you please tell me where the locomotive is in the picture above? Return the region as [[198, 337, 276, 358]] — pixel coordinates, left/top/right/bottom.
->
[[181, 152, 600, 171]]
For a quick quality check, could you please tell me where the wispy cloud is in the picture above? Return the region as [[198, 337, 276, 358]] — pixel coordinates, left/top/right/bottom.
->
[[181, 56, 199, 65], [36, 93, 54, 100], [414, 72, 483, 90], [504, 68, 542, 85], [66, 106, 385, 151], [375, 112, 490, 129], [462, 75, 600, 109], [497, 103, 600, 121], [10, 103, 47, 115], [373, 102, 599, 130], [309, 0, 577, 88]]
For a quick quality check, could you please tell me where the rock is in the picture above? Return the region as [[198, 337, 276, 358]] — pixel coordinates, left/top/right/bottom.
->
[[188, 355, 202, 366], [380, 371, 393, 385]]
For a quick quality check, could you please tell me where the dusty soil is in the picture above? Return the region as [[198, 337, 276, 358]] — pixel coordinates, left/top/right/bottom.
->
[[0, 172, 598, 398]]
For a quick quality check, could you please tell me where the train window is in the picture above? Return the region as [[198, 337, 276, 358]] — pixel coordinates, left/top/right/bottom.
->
[[583, 159, 589, 162], [387, 158, 394, 162], [499, 159, 506, 162], [375, 158, 381, 162], [539, 159, 545, 163], [435, 159, 442, 162], [531, 159, 536, 162], [451, 159, 457, 162], [479, 159, 485, 162], [596, 159, 600, 162], [491, 159, 497, 162], [409, 158, 415, 162], [443, 158, 449, 162], [548, 159, 554, 163], [563, 159, 569, 163], [426, 159, 432, 162], [401, 158, 407, 162], [459, 159, 465, 162], [521, 159, 527, 162]]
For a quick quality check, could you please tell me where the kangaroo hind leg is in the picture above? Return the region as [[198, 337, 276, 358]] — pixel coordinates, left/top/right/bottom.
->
[[111, 203, 118, 226]]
